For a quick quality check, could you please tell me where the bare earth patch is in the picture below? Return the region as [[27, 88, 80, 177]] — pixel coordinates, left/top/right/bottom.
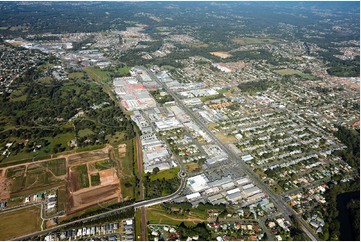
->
[[0, 175, 11, 201], [210, 51, 232, 59]]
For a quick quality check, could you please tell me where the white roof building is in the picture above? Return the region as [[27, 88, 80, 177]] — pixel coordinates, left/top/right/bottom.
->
[[187, 174, 209, 192], [186, 192, 201, 201]]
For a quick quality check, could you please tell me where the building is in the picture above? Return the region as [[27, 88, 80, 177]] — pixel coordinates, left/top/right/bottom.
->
[[187, 174, 209, 192]]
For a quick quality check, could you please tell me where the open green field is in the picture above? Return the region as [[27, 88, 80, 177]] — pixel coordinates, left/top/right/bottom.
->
[[90, 173, 101, 186], [119, 139, 135, 176], [47, 158, 66, 176], [119, 139, 135, 200], [73, 164, 89, 189], [9, 86, 27, 101], [232, 37, 277, 45], [78, 128, 95, 138], [68, 72, 84, 80], [117, 66, 130, 76], [1, 131, 73, 164], [0, 206, 41, 240], [273, 69, 302, 75], [57, 187, 67, 212], [147, 205, 208, 227], [185, 162, 201, 173], [95, 159, 114, 171], [6, 162, 65, 197], [6, 165, 26, 178], [135, 208, 142, 240], [215, 133, 237, 143], [273, 69, 316, 80], [149, 167, 180, 181], [83, 67, 112, 83]]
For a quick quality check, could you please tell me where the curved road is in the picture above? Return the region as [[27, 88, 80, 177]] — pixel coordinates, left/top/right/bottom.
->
[[12, 176, 186, 241]]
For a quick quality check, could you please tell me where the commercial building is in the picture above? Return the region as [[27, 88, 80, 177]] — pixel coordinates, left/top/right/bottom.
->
[[113, 77, 156, 111]]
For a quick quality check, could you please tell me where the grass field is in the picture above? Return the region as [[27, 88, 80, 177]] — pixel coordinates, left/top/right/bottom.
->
[[6, 165, 26, 178], [83, 67, 117, 102], [12, 164, 64, 197], [147, 205, 207, 227], [95, 159, 114, 171], [232, 37, 277, 45], [75, 144, 106, 153], [73, 164, 89, 189], [149, 167, 180, 181], [119, 139, 135, 177], [119, 139, 135, 200], [273, 69, 301, 75], [9, 86, 27, 101], [78, 128, 94, 138], [135, 208, 142, 240], [2, 131, 73, 164], [215, 133, 237, 143], [273, 69, 316, 80], [90, 173, 101, 186], [68, 72, 84, 80], [57, 187, 67, 212], [0, 206, 41, 240], [83, 67, 111, 83], [117, 66, 130, 76], [185, 163, 201, 173], [47, 158, 66, 176]]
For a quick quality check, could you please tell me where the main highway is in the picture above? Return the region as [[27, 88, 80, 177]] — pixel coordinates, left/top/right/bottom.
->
[[143, 67, 319, 241], [12, 171, 187, 241]]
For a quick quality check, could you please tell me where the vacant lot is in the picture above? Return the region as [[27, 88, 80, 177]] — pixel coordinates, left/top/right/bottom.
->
[[11, 163, 64, 197], [47, 158, 66, 176], [273, 69, 316, 80], [232, 37, 277, 45], [147, 205, 207, 227], [0, 175, 12, 200], [72, 164, 89, 190], [57, 186, 67, 212], [186, 163, 201, 173], [0, 206, 41, 240], [215, 133, 237, 143], [90, 173, 101, 186], [68, 149, 109, 165], [83, 67, 111, 83], [95, 159, 114, 171], [210, 51, 232, 59], [69, 183, 119, 214], [68, 72, 84, 80], [273, 69, 302, 75], [149, 167, 180, 181]]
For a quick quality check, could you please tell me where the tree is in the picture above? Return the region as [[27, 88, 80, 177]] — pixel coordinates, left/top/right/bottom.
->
[[152, 167, 160, 175]]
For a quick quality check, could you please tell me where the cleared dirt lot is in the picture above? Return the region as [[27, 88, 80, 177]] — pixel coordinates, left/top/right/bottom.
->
[[68, 183, 120, 214], [210, 51, 232, 58], [67, 159, 120, 214], [68, 146, 110, 165]]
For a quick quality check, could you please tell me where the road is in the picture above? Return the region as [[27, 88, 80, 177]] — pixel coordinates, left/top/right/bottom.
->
[[135, 133, 147, 240], [12, 175, 187, 241], [143, 67, 318, 241]]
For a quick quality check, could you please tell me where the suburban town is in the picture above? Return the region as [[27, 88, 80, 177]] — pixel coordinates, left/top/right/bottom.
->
[[0, 1, 359, 241]]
